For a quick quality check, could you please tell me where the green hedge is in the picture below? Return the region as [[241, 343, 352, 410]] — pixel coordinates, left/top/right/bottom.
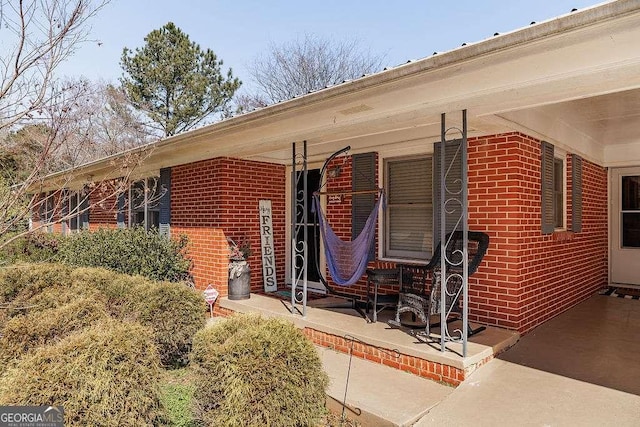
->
[[191, 314, 329, 427], [57, 227, 192, 283], [0, 227, 192, 284]]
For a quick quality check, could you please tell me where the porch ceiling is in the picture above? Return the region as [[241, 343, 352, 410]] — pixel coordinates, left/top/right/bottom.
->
[[42, 1, 640, 189]]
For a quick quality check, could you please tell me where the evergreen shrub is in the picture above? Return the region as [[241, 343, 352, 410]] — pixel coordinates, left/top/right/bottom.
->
[[191, 314, 329, 427], [56, 227, 192, 282], [0, 320, 166, 426], [133, 281, 206, 367], [0, 232, 60, 264], [0, 294, 109, 369], [0, 264, 205, 368], [0, 263, 71, 306]]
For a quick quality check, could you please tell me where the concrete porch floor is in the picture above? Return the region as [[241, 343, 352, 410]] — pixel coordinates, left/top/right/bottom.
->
[[418, 293, 640, 426], [220, 292, 519, 377]]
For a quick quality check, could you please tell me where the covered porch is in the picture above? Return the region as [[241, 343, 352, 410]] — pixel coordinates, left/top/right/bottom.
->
[[206, 1, 640, 368]]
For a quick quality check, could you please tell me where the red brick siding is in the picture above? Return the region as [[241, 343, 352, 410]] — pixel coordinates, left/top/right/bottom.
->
[[304, 328, 470, 385], [171, 158, 286, 301], [87, 184, 119, 230], [321, 133, 608, 333], [467, 133, 608, 333]]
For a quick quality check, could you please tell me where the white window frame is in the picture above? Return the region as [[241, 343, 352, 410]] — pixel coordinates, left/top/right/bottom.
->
[[382, 154, 433, 261]]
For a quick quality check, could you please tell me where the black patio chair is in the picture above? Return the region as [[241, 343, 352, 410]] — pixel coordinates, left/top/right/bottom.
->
[[389, 230, 490, 338]]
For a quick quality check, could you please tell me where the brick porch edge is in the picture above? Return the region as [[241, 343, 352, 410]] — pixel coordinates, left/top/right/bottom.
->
[[213, 305, 492, 386]]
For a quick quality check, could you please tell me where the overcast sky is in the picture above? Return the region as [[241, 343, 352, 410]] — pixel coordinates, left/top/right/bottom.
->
[[58, 0, 607, 92]]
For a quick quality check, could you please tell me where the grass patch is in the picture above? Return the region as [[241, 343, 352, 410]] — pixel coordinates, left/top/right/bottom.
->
[[159, 368, 199, 427]]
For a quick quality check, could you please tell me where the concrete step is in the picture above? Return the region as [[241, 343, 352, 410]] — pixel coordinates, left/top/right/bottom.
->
[[318, 346, 453, 427]]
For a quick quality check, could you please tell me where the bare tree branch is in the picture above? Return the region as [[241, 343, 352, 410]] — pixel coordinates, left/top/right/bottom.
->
[[0, 0, 108, 131], [246, 34, 387, 105], [0, 1, 156, 250]]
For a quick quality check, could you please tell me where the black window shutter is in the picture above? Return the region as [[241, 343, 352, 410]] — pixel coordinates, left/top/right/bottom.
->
[[541, 141, 555, 234], [80, 186, 90, 230], [433, 139, 463, 247], [352, 153, 376, 261], [117, 190, 126, 229], [571, 154, 583, 233], [159, 167, 171, 237], [38, 192, 45, 223]]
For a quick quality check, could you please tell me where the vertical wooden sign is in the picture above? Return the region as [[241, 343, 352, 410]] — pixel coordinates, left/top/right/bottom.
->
[[259, 200, 277, 292]]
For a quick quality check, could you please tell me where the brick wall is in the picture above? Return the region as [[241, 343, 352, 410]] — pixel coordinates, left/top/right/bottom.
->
[[171, 157, 286, 300], [321, 133, 608, 333], [31, 132, 608, 335], [87, 184, 119, 230], [467, 133, 608, 333]]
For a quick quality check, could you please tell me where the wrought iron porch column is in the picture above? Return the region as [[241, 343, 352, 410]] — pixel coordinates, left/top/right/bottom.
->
[[291, 141, 308, 317]]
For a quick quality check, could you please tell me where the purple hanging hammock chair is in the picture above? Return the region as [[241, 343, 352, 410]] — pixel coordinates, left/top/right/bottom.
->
[[312, 192, 384, 286]]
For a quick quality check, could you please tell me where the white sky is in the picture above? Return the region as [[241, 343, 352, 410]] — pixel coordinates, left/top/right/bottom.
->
[[57, 0, 607, 93]]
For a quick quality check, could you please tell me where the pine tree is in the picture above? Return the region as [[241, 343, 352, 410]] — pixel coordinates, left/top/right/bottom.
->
[[120, 22, 241, 137]]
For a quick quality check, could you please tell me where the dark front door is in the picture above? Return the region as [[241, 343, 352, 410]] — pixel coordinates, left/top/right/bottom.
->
[[294, 169, 323, 290]]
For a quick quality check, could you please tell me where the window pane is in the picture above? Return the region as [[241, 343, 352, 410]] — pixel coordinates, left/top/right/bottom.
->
[[133, 211, 145, 226], [147, 177, 161, 210], [553, 159, 563, 192], [131, 181, 145, 211], [622, 213, 640, 248], [388, 158, 431, 204], [388, 206, 431, 252], [70, 193, 79, 230], [622, 176, 640, 210], [554, 193, 563, 227], [149, 210, 160, 229], [553, 158, 564, 228]]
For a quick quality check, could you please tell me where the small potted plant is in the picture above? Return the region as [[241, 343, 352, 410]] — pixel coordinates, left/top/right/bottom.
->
[[228, 237, 252, 300]]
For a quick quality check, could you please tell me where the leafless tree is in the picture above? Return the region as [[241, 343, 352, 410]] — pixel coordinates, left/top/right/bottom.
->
[[52, 80, 153, 164], [245, 34, 387, 106], [0, 0, 155, 250]]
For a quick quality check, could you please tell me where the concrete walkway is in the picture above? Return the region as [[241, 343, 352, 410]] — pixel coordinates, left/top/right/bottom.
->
[[414, 358, 640, 426], [215, 294, 640, 426], [318, 346, 453, 427], [321, 346, 640, 427]]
